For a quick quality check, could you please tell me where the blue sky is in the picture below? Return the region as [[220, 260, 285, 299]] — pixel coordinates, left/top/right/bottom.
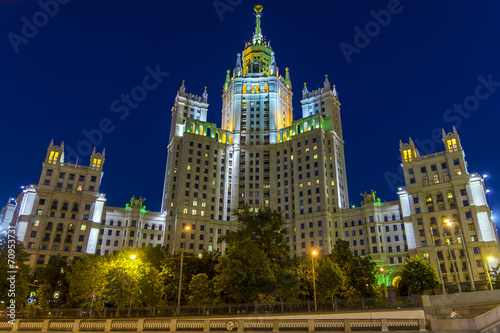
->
[[1, 1, 499, 227]]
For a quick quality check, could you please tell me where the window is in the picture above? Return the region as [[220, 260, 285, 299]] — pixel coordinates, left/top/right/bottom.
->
[[473, 247, 480, 254], [30, 231, 37, 238], [76, 246, 82, 252], [420, 167, 426, 173], [463, 200, 469, 207]]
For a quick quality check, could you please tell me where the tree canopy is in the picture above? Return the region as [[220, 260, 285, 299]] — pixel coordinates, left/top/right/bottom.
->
[[398, 256, 441, 295]]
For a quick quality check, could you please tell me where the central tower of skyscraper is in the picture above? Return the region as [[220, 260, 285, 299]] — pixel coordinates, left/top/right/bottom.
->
[[162, 6, 348, 257]]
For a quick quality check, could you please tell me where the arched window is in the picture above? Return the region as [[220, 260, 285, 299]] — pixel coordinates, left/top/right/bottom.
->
[[152, 224, 157, 231], [344, 222, 348, 227], [222, 133, 227, 143], [68, 224, 74, 232], [47, 222, 53, 230], [57, 223, 63, 231], [199, 125, 203, 135], [190, 123, 195, 133], [144, 223, 149, 230], [229, 136, 233, 145], [109, 220, 114, 226], [392, 215, 396, 221], [207, 128, 211, 137], [277, 134, 281, 142], [304, 122, 308, 132], [159, 225, 163, 231], [384, 216, 388, 222], [242, 86, 247, 94], [358, 220, 362, 225], [62, 202, 68, 211], [72, 203, 78, 212], [51, 201, 58, 210]]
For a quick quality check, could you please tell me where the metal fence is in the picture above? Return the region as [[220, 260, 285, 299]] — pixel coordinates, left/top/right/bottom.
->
[[16, 295, 420, 319]]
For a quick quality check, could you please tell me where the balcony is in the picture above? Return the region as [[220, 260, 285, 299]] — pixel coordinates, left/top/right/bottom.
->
[[64, 239, 72, 244], [45, 226, 52, 231], [53, 238, 61, 243], [41, 237, 50, 242]]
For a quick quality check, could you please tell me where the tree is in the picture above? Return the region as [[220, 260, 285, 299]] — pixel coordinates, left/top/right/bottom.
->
[[316, 258, 344, 302], [215, 239, 275, 303], [138, 266, 164, 307], [399, 256, 441, 295], [490, 264, 500, 289], [222, 206, 288, 263], [66, 255, 107, 307], [188, 273, 215, 305], [102, 250, 142, 308], [36, 255, 69, 307], [0, 233, 30, 309], [329, 240, 377, 298]]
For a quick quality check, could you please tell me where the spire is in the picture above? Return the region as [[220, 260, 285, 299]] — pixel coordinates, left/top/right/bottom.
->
[[179, 80, 186, 97], [224, 70, 230, 92], [236, 53, 242, 76], [285, 67, 291, 89], [302, 82, 309, 99], [332, 84, 337, 96], [324, 74, 331, 91], [252, 4, 263, 45], [202, 86, 208, 102]]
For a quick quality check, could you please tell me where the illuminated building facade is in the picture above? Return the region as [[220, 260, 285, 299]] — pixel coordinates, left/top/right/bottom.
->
[[398, 128, 500, 289], [162, 6, 348, 256], [97, 197, 166, 255], [8, 7, 500, 290], [11, 140, 106, 271]]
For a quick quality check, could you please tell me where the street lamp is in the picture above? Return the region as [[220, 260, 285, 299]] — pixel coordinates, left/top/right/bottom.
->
[[486, 257, 494, 290], [430, 226, 446, 294], [177, 225, 191, 315], [130, 254, 137, 260], [444, 218, 476, 291], [311, 250, 318, 312]]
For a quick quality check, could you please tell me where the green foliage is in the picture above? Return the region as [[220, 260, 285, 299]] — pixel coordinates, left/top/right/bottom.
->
[[489, 264, 500, 289], [138, 266, 164, 307], [215, 239, 275, 303], [36, 255, 69, 307], [0, 233, 30, 309], [329, 240, 377, 298], [188, 273, 215, 305], [223, 205, 288, 263], [66, 255, 108, 307], [273, 269, 301, 302], [399, 256, 441, 295], [316, 258, 344, 301]]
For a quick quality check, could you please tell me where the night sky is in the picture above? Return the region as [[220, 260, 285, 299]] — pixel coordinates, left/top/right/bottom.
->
[[1, 1, 500, 227]]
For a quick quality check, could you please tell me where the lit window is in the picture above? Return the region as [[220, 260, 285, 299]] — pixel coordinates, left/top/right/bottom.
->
[[183, 208, 188, 214], [80, 225, 86, 231], [192, 210, 197, 215]]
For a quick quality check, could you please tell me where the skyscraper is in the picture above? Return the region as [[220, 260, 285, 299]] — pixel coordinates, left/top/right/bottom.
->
[[162, 5, 348, 256]]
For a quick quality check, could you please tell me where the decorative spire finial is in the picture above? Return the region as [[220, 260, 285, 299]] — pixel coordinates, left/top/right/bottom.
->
[[252, 5, 263, 45]]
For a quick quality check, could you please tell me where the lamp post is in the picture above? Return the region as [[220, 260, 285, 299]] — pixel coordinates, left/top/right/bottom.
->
[[177, 225, 191, 315], [486, 257, 494, 290], [311, 250, 318, 312], [430, 226, 446, 294], [445, 238, 461, 293], [445, 219, 476, 291]]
